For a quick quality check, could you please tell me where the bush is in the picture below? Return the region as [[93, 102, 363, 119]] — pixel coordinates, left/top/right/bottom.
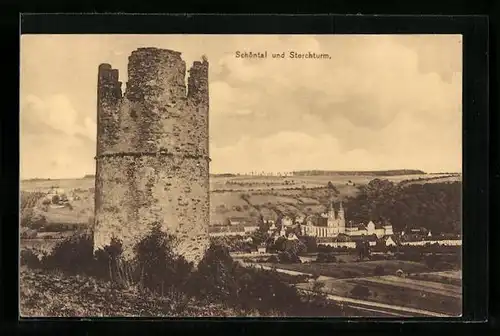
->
[[350, 285, 371, 299], [22, 222, 346, 316], [316, 252, 337, 263], [20, 227, 38, 239], [373, 265, 385, 276], [20, 209, 47, 230], [277, 251, 301, 264], [93, 237, 127, 282], [41, 234, 95, 275], [20, 249, 42, 269], [132, 223, 193, 294], [187, 243, 239, 302], [52, 195, 60, 204], [267, 255, 279, 263]]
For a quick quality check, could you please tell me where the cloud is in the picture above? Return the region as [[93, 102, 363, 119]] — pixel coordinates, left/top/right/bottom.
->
[[20, 94, 96, 179], [20, 35, 462, 177], [209, 35, 462, 172]]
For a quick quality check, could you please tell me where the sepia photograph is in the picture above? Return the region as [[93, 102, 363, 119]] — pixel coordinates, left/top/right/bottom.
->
[[20, 34, 462, 318]]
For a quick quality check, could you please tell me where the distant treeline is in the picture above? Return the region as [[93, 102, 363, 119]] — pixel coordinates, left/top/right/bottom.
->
[[291, 169, 426, 176], [345, 178, 461, 234], [210, 173, 238, 177], [83, 174, 95, 178], [22, 178, 53, 181]]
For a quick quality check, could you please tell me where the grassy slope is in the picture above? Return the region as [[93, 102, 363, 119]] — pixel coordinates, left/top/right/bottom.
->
[[19, 267, 256, 317]]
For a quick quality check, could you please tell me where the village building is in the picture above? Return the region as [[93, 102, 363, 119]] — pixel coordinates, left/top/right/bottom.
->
[[267, 222, 278, 235], [281, 215, 294, 227], [243, 222, 260, 233], [257, 246, 267, 254], [294, 214, 306, 225], [228, 217, 249, 226], [385, 236, 397, 246]]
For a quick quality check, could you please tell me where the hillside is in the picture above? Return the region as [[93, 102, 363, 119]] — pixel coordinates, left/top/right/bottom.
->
[[20, 267, 248, 317], [291, 169, 426, 176], [20, 173, 460, 232]]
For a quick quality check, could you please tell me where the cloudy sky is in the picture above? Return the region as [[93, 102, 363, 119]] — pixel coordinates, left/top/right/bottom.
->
[[20, 34, 462, 179]]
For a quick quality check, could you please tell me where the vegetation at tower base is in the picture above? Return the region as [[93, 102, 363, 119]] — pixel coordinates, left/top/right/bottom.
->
[[345, 179, 461, 234], [94, 48, 210, 266], [20, 224, 344, 317]]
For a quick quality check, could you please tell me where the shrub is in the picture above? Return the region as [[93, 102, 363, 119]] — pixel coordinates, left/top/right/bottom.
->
[[187, 243, 239, 302], [51, 195, 60, 204], [20, 227, 38, 239], [316, 252, 337, 263], [424, 254, 440, 270], [267, 255, 279, 263], [277, 251, 301, 264], [373, 265, 385, 276], [93, 237, 127, 282], [20, 249, 42, 269], [350, 285, 371, 299], [20, 209, 47, 230], [41, 234, 95, 275], [132, 223, 193, 295]]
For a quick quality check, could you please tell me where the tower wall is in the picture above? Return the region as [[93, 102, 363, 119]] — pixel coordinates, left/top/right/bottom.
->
[[94, 48, 210, 265]]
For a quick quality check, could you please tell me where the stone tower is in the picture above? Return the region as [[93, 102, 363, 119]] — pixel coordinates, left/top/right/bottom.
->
[[94, 47, 210, 265]]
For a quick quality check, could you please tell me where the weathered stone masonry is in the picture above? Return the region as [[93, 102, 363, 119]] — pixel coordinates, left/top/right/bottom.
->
[[94, 48, 210, 265]]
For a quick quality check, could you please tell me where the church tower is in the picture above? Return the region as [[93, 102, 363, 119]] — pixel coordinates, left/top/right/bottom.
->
[[327, 201, 336, 227], [338, 201, 346, 233]]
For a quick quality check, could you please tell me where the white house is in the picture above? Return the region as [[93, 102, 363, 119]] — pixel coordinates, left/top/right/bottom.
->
[[281, 216, 294, 227], [267, 223, 278, 235], [366, 221, 393, 238], [257, 246, 267, 254], [243, 223, 259, 233], [401, 239, 462, 246], [385, 236, 397, 246], [318, 241, 356, 249], [295, 215, 305, 225]]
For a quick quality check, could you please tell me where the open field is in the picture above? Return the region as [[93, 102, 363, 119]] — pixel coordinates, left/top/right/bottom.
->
[[261, 260, 431, 279], [21, 173, 459, 227], [297, 273, 461, 316], [406, 270, 462, 286], [262, 258, 461, 316], [21, 177, 95, 192], [21, 173, 456, 194]]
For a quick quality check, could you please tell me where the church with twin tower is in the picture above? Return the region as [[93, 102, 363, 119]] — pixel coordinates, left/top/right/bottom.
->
[[301, 201, 346, 238]]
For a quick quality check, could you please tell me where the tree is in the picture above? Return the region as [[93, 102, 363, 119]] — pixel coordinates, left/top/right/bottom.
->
[[188, 243, 239, 302], [284, 239, 306, 255], [51, 194, 60, 204], [356, 240, 371, 261], [300, 236, 318, 253], [250, 226, 270, 246]]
